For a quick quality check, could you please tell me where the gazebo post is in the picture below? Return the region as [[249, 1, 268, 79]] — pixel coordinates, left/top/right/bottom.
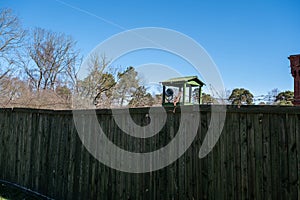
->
[[162, 85, 166, 104], [183, 83, 186, 104], [199, 86, 202, 104], [189, 85, 192, 104]]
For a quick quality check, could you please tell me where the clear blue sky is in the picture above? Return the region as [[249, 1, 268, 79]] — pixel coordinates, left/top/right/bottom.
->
[[1, 0, 300, 96]]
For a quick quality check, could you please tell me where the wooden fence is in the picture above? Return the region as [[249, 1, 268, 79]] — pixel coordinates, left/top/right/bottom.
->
[[0, 106, 299, 199]]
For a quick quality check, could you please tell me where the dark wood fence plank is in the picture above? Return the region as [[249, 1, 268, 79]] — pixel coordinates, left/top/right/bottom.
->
[[219, 112, 227, 200], [288, 114, 298, 200], [278, 114, 289, 199], [247, 113, 256, 199], [232, 112, 241, 200], [240, 113, 248, 200], [296, 114, 300, 200], [270, 113, 280, 199], [224, 113, 233, 200], [254, 113, 263, 200], [262, 114, 271, 200], [199, 110, 209, 200], [0, 106, 300, 199]]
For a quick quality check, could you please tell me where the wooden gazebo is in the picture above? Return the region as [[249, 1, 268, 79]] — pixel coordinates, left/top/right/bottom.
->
[[161, 76, 205, 106]]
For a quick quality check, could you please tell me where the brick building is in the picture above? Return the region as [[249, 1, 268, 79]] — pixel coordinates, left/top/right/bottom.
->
[[288, 54, 300, 105]]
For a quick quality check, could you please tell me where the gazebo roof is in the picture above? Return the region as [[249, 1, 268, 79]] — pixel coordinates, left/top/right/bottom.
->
[[161, 76, 205, 87]]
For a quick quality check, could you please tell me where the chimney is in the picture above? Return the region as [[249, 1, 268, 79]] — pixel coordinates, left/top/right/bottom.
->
[[288, 54, 300, 105]]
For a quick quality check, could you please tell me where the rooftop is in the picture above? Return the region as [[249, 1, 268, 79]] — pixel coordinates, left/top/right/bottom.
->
[[161, 76, 205, 87]]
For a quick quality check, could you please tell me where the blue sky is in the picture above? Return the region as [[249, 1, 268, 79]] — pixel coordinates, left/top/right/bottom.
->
[[1, 0, 300, 97]]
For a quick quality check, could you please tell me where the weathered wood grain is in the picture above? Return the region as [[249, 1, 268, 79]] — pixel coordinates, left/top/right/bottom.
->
[[0, 106, 299, 199]]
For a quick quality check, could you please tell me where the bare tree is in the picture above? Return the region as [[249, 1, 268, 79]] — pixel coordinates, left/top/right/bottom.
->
[[77, 54, 119, 107], [24, 28, 79, 91], [0, 9, 81, 109], [0, 75, 30, 107], [0, 8, 26, 79]]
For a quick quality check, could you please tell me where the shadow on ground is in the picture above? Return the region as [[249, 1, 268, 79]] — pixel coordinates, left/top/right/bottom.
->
[[0, 180, 52, 200]]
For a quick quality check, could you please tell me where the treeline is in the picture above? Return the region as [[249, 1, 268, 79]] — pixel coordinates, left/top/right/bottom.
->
[[202, 88, 294, 106], [0, 8, 157, 109], [0, 8, 294, 109]]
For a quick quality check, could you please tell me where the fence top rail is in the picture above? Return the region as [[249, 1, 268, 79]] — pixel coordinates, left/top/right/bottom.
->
[[0, 105, 300, 115]]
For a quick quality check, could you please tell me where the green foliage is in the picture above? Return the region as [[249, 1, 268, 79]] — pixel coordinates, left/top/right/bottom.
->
[[76, 55, 117, 107], [129, 86, 154, 107], [114, 66, 140, 106], [229, 88, 254, 105], [201, 92, 217, 104], [80, 72, 115, 95], [275, 90, 294, 105], [0, 8, 152, 109]]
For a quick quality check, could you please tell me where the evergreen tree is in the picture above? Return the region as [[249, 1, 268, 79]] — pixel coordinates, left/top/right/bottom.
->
[[129, 86, 154, 107], [229, 88, 254, 105]]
